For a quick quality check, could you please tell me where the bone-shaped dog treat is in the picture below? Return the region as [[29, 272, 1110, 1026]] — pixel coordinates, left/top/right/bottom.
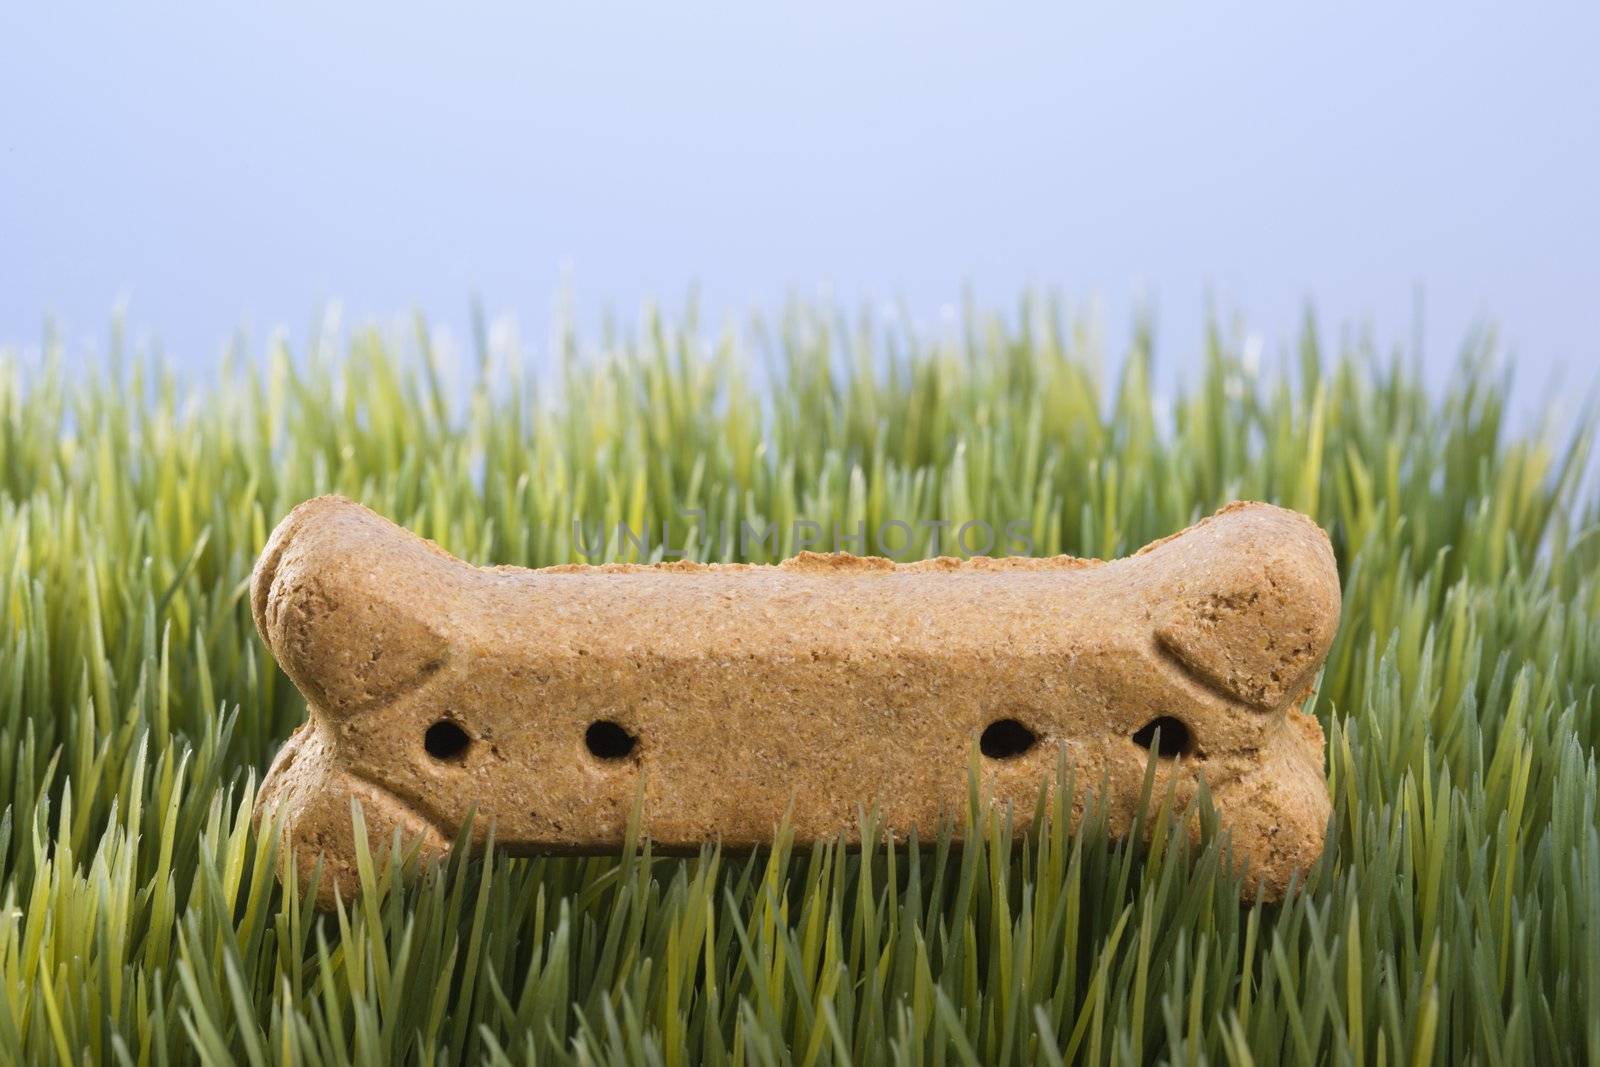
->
[[253, 496, 1340, 906]]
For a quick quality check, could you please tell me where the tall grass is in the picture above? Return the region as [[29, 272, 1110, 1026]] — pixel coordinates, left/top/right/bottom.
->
[[0, 301, 1595, 1064]]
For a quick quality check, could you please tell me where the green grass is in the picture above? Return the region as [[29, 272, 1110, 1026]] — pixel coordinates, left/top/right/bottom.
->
[[0, 301, 1596, 1064]]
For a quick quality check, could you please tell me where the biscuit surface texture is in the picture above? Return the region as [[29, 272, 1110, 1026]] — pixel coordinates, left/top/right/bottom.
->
[[253, 496, 1341, 906]]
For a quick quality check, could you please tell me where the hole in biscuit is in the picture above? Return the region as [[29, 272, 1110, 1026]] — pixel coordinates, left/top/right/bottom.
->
[[980, 718, 1038, 760], [1131, 716, 1193, 759], [424, 720, 472, 762], [585, 720, 637, 761]]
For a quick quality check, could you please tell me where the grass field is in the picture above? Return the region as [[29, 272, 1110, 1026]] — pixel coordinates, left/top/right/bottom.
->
[[1, 302, 1597, 1064]]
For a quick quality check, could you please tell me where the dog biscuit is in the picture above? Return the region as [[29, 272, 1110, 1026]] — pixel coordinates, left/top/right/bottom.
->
[[252, 496, 1341, 906]]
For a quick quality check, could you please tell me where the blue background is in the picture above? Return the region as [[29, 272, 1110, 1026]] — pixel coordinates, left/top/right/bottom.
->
[[3, 3, 1596, 393]]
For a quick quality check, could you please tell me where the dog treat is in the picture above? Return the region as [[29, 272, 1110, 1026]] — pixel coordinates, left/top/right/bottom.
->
[[253, 496, 1341, 906]]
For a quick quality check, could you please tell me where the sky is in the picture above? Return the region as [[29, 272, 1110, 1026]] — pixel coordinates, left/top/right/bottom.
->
[[2, 3, 1597, 399]]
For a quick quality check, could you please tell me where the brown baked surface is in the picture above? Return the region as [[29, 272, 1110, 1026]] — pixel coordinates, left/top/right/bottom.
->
[[253, 496, 1341, 906]]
